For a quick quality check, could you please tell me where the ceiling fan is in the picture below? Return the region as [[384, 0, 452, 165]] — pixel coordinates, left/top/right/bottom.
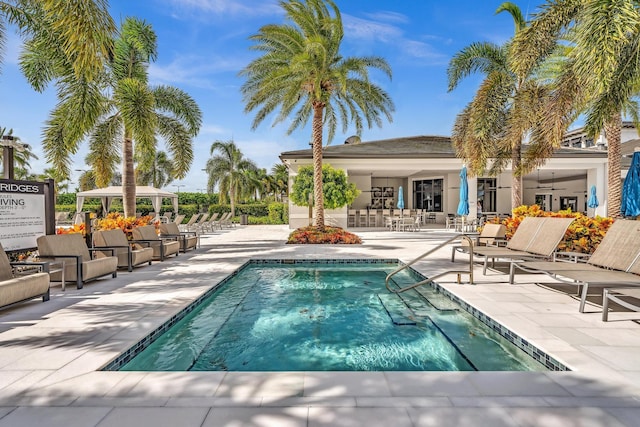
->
[[525, 171, 567, 191], [487, 176, 511, 190]]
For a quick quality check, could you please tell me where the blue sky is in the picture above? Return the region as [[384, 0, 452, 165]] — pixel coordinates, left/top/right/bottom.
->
[[0, 0, 535, 192]]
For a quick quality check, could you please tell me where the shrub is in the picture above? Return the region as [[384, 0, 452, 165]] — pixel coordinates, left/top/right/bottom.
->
[[287, 226, 362, 244], [268, 202, 288, 224]]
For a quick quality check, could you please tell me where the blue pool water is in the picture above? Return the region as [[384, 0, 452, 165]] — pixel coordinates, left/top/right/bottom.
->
[[119, 261, 546, 371]]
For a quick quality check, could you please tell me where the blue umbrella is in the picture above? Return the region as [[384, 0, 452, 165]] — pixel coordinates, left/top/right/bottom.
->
[[587, 185, 599, 209], [621, 151, 640, 217], [457, 166, 469, 216], [397, 186, 405, 214]]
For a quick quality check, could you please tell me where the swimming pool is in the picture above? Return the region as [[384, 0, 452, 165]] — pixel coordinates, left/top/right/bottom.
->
[[112, 260, 556, 372]]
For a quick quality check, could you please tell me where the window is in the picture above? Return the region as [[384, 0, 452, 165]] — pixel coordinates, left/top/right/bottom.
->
[[413, 179, 443, 212], [477, 178, 496, 213]]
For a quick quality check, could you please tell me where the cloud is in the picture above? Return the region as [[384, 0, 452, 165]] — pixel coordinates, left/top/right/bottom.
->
[[343, 14, 448, 64], [163, 0, 281, 20], [148, 54, 246, 90]]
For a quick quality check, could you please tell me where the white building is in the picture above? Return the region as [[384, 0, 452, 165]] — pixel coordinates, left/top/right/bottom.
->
[[280, 135, 609, 229]]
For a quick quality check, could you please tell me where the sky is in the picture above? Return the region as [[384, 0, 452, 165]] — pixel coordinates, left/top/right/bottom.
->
[[0, 0, 536, 192]]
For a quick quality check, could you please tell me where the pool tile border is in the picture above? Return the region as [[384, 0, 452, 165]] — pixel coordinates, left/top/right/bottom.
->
[[102, 258, 568, 372]]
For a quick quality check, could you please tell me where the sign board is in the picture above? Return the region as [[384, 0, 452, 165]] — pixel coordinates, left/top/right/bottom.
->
[[0, 180, 47, 251]]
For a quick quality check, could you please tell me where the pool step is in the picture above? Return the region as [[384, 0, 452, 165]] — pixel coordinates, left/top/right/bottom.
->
[[377, 293, 417, 325]]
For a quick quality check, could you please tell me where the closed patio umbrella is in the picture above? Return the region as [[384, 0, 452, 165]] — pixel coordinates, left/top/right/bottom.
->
[[621, 151, 640, 217], [457, 166, 469, 216], [397, 186, 405, 215], [587, 185, 599, 209]]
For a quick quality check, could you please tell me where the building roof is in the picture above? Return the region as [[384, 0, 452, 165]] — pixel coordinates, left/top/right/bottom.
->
[[280, 135, 608, 160]]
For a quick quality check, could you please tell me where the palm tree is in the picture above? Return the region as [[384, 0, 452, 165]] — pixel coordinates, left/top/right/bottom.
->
[[136, 151, 175, 188], [32, 17, 202, 217], [240, 0, 394, 230], [510, 0, 640, 217], [3, 1, 114, 85], [205, 140, 258, 216], [271, 163, 289, 202], [448, 2, 558, 210], [0, 128, 38, 178]]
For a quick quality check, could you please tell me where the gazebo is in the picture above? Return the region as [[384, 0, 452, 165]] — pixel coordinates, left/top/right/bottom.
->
[[75, 186, 179, 217]]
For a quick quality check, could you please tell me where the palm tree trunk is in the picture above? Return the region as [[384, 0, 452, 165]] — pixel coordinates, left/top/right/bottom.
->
[[511, 141, 523, 211], [605, 112, 622, 218], [122, 135, 136, 218], [312, 103, 325, 230], [230, 183, 236, 217]]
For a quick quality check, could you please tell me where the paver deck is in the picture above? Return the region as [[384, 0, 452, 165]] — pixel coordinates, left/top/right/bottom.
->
[[0, 225, 639, 426]]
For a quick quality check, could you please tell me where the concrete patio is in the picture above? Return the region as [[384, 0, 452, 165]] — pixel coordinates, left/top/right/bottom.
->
[[0, 225, 639, 426]]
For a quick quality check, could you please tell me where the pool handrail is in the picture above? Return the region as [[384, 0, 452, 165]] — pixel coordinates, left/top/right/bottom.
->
[[385, 234, 474, 293]]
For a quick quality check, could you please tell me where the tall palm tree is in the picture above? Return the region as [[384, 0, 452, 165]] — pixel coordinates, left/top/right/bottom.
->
[[448, 2, 557, 210], [205, 140, 258, 216], [511, 0, 640, 217], [240, 0, 394, 230], [31, 17, 202, 217]]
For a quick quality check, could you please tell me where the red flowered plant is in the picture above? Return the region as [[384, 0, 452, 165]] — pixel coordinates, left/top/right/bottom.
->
[[287, 226, 362, 244]]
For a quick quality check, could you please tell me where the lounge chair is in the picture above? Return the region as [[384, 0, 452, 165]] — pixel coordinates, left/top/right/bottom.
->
[[511, 219, 640, 313], [189, 213, 209, 232], [159, 222, 198, 252], [451, 223, 507, 262], [602, 287, 640, 321], [0, 242, 50, 309], [173, 214, 185, 225], [180, 213, 200, 232], [92, 229, 154, 272], [37, 233, 118, 289], [469, 217, 575, 275], [131, 225, 180, 261]]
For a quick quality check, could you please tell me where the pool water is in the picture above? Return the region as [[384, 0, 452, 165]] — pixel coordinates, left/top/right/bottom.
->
[[120, 262, 545, 372]]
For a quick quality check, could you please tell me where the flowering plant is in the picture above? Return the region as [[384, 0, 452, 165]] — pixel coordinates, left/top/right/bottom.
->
[[287, 226, 362, 244]]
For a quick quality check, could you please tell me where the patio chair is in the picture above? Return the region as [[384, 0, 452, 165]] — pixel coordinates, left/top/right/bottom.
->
[[131, 225, 180, 261], [173, 214, 185, 225], [179, 213, 200, 232], [0, 242, 50, 309], [92, 229, 154, 272], [159, 222, 198, 252], [197, 212, 219, 234], [510, 219, 640, 313], [347, 209, 356, 228], [188, 213, 209, 232], [37, 233, 118, 289], [469, 217, 575, 275], [451, 223, 507, 262]]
